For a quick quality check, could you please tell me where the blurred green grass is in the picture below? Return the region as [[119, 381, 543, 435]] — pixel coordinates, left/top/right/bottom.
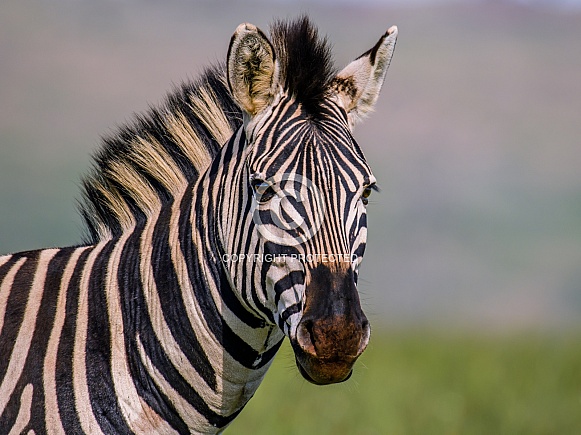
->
[[228, 331, 581, 434]]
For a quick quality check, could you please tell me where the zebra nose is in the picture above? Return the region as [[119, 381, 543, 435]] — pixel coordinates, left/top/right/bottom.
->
[[296, 314, 369, 360]]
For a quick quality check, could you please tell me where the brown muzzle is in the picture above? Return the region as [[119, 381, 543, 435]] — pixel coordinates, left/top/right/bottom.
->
[[291, 263, 370, 385]]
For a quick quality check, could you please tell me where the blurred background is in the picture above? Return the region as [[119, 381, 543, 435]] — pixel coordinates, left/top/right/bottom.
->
[[1, 0, 580, 433]]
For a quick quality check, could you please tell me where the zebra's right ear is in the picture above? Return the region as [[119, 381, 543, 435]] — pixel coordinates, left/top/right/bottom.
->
[[227, 23, 280, 117]]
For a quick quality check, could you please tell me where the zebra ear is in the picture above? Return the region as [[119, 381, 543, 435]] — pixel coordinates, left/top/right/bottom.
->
[[227, 23, 280, 117], [332, 26, 398, 126]]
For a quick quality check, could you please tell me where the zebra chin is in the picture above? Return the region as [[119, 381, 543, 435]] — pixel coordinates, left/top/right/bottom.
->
[[289, 313, 371, 385], [293, 351, 356, 385]]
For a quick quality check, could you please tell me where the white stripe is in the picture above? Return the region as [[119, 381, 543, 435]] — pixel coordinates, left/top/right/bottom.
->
[[0, 249, 58, 416], [0, 257, 26, 334], [44, 247, 89, 435], [8, 383, 33, 435], [106, 230, 177, 434], [72, 243, 106, 435], [0, 254, 12, 269]]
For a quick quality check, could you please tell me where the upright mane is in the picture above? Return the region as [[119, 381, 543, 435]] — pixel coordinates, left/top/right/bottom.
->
[[79, 16, 336, 243], [270, 16, 335, 116]]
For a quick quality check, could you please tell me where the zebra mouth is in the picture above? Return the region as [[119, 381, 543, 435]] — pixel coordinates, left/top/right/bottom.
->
[[294, 354, 354, 385]]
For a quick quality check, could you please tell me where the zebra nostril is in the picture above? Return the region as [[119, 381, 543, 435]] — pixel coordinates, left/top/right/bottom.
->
[[358, 318, 371, 355], [296, 319, 317, 356], [361, 318, 369, 331]]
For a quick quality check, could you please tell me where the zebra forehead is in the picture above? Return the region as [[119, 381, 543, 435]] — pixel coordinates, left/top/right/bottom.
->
[[249, 115, 371, 182]]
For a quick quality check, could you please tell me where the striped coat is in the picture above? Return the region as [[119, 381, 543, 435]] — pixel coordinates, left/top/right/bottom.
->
[[0, 17, 397, 434]]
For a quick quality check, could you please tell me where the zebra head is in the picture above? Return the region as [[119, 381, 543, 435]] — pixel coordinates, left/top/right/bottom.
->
[[225, 18, 397, 385]]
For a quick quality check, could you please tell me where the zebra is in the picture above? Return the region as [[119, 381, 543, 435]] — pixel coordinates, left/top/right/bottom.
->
[[0, 16, 397, 434]]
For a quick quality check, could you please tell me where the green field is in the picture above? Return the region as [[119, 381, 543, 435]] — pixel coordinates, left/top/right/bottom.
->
[[228, 331, 581, 434]]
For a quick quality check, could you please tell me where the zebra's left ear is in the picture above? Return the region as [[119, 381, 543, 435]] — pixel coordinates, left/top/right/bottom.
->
[[331, 26, 398, 126]]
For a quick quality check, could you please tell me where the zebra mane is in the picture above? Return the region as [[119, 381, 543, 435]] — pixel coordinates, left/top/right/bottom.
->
[[79, 17, 336, 243], [79, 65, 242, 243], [270, 16, 335, 116]]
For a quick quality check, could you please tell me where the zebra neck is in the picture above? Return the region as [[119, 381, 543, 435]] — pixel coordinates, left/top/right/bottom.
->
[[106, 192, 281, 431], [121, 134, 283, 426]]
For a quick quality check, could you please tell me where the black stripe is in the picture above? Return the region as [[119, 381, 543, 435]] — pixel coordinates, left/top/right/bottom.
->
[[258, 334, 285, 370], [86, 239, 132, 433], [0, 251, 38, 381], [259, 255, 275, 323], [246, 244, 273, 322], [0, 250, 36, 429], [0, 255, 18, 282], [56, 247, 92, 432], [273, 271, 305, 307], [281, 303, 302, 323], [0, 386, 19, 429], [218, 262, 267, 328], [26, 248, 75, 432]]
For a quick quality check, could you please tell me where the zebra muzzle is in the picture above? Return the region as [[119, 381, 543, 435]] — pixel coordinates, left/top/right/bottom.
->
[[292, 313, 370, 385], [290, 264, 370, 384]]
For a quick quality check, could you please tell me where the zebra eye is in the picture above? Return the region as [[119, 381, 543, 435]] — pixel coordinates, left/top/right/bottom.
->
[[361, 187, 372, 205], [251, 179, 276, 203]]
